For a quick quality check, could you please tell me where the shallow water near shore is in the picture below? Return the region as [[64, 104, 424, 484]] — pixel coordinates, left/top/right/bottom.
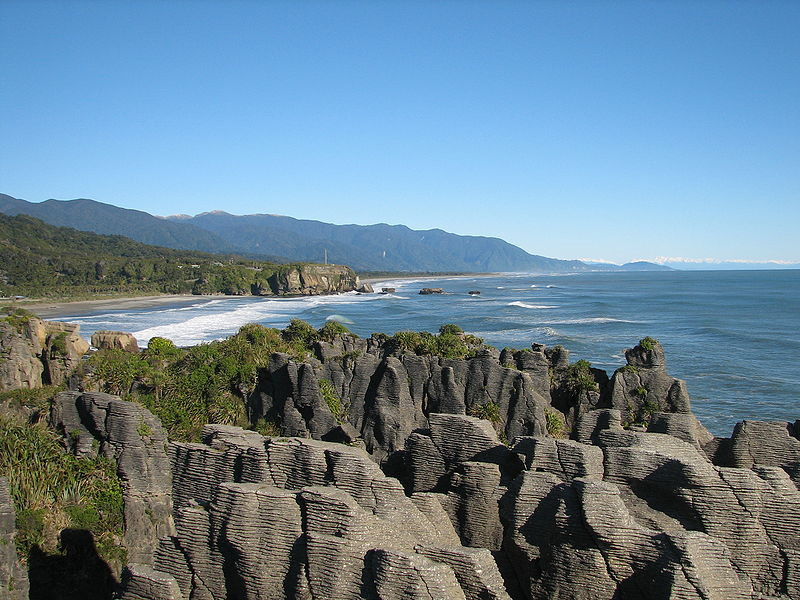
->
[[57, 269, 799, 437]]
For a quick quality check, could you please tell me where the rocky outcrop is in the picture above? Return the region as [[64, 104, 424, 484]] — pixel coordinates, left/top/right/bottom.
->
[[91, 330, 140, 352], [0, 478, 28, 600], [708, 419, 800, 488], [608, 339, 713, 445], [356, 282, 374, 293], [19, 330, 790, 600], [0, 314, 89, 390], [419, 287, 444, 294], [119, 425, 512, 600], [259, 264, 359, 296], [249, 338, 550, 464], [50, 391, 175, 565]]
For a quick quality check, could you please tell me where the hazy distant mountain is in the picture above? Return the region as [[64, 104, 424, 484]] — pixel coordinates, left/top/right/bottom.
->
[[0, 193, 234, 253], [618, 261, 673, 271], [1, 193, 673, 273], [171, 211, 594, 272]]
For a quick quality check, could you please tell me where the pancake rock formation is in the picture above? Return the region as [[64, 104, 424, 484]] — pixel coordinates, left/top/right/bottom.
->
[[2, 334, 796, 599]]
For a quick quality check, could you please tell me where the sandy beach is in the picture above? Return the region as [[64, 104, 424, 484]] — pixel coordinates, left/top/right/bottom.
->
[[10, 274, 496, 320], [14, 294, 229, 319]]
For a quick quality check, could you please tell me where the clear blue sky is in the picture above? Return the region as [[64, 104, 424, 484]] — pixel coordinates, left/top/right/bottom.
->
[[1, 1, 798, 265]]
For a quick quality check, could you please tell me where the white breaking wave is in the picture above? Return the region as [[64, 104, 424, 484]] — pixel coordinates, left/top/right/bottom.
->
[[508, 301, 556, 309], [540, 317, 639, 325]]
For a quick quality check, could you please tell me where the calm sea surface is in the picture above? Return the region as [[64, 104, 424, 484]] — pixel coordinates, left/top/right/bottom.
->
[[60, 270, 800, 437]]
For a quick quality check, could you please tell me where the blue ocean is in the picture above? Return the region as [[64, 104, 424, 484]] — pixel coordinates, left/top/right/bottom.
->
[[60, 270, 800, 437]]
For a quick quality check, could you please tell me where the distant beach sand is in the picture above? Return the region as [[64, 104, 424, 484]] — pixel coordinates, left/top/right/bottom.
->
[[16, 294, 225, 319], [14, 273, 496, 320]]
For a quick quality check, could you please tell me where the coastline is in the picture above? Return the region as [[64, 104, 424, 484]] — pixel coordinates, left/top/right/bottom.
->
[[13, 294, 226, 319], [17, 273, 496, 320]]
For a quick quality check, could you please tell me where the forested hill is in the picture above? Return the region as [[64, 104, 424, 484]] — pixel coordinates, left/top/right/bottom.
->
[[1, 194, 670, 272], [0, 214, 357, 299], [0, 193, 235, 254]]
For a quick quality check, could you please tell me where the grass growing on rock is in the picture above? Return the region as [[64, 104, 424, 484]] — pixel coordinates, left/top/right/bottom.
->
[[0, 416, 125, 568], [84, 320, 354, 441]]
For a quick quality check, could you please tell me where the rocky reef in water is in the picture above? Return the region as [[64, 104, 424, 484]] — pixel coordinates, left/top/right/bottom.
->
[[2, 321, 799, 599]]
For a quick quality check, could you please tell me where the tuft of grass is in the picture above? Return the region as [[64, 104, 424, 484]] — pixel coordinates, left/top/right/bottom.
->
[[634, 386, 648, 398], [319, 379, 345, 424], [639, 337, 659, 351], [566, 359, 599, 394], [545, 409, 567, 438], [252, 418, 282, 437]]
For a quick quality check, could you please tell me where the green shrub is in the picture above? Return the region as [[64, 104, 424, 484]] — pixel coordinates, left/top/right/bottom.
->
[[639, 336, 659, 351], [318, 320, 350, 341], [619, 364, 639, 374], [282, 319, 318, 348], [545, 409, 566, 438], [634, 386, 648, 398], [566, 359, 599, 394], [252, 418, 282, 437], [87, 349, 149, 396], [49, 331, 68, 356], [145, 336, 182, 360], [0, 417, 125, 565], [438, 323, 463, 336]]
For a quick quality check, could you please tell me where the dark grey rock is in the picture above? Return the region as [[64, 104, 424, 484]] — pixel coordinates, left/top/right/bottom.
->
[[0, 478, 28, 600], [50, 391, 174, 565]]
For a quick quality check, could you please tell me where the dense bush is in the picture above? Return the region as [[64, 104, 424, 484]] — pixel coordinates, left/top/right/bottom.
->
[[0, 416, 125, 567], [387, 325, 484, 359], [565, 359, 599, 394]]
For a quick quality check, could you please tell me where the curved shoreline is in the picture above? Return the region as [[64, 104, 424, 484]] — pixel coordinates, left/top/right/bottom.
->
[[13, 294, 225, 319]]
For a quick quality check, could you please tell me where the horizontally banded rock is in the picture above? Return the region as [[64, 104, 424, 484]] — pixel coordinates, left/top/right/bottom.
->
[[265, 264, 359, 296], [598, 429, 800, 597], [0, 478, 28, 600], [711, 420, 800, 488], [50, 391, 174, 564], [609, 340, 712, 441], [249, 340, 551, 462], [120, 425, 511, 600], [0, 315, 88, 390], [91, 330, 140, 352]]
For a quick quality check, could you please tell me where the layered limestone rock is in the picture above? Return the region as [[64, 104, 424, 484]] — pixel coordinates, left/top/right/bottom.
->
[[609, 339, 712, 445], [250, 338, 550, 463], [710, 420, 800, 488], [0, 478, 28, 600], [0, 315, 89, 390], [262, 264, 359, 296], [120, 425, 512, 600], [50, 391, 175, 565], [91, 330, 140, 352]]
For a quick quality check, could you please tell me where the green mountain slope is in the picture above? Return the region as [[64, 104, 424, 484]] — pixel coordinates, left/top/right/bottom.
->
[[0, 194, 234, 254], [180, 211, 591, 272], [1, 194, 670, 272], [0, 214, 341, 299]]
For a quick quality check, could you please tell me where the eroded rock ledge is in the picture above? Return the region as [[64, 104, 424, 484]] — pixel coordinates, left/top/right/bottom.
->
[[14, 337, 797, 599]]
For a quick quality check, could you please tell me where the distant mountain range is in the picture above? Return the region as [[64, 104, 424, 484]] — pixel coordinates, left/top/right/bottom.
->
[[0, 193, 670, 273]]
